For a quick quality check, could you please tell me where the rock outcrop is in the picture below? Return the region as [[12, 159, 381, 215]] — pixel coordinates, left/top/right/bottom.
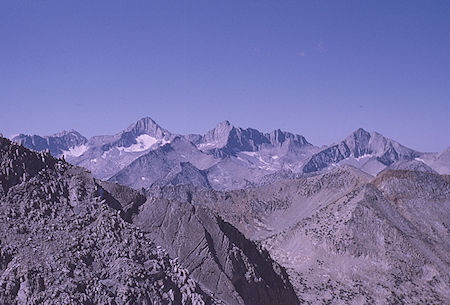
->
[[0, 137, 216, 304]]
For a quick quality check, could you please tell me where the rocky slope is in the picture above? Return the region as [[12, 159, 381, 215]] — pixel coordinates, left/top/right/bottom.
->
[[132, 197, 299, 305], [146, 167, 450, 304], [109, 137, 217, 189], [0, 137, 217, 304], [0, 136, 301, 305], [100, 180, 300, 305], [146, 166, 373, 240]]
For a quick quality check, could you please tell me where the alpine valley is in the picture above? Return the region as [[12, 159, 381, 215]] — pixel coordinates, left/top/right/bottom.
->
[[2, 117, 449, 304]]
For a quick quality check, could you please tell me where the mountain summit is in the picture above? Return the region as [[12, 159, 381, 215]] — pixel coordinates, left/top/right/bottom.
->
[[125, 117, 171, 139], [302, 128, 420, 174], [10, 120, 447, 189], [11, 130, 87, 157], [198, 121, 311, 156]]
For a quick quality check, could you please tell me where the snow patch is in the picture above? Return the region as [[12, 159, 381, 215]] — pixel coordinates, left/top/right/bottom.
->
[[198, 142, 216, 149], [118, 134, 158, 152], [62, 144, 88, 157], [356, 154, 373, 161], [271, 155, 280, 160]]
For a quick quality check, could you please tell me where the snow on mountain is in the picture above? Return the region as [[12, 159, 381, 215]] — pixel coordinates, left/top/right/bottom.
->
[[3, 123, 449, 304], [11, 130, 87, 157], [61, 144, 89, 157], [109, 136, 217, 189], [9, 119, 448, 190], [117, 134, 158, 152], [302, 128, 421, 175], [91, 118, 318, 190], [65, 117, 175, 179]]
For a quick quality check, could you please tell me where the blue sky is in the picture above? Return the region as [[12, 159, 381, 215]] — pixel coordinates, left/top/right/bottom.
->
[[1, 0, 449, 152]]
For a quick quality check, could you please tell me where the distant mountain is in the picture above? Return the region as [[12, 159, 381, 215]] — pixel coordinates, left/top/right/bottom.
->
[[67, 117, 175, 179], [196, 120, 311, 156], [9, 118, 448, 189], [385, 159, 437, 173], [418, 147, 450, 175], [302, 128, 421, 175], [152, 162, 211, 188], [109, 136, 216, 189], [109, 120, 317, 190], [11, 130, 87, 157]]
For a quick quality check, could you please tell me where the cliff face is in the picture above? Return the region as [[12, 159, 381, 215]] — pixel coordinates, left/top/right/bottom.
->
[[132, 196, 300, 305]]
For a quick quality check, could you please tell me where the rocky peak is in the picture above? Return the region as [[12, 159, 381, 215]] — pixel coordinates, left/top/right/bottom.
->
[[125, 117, 171, 139], [267, 129, 309, 147], [0, 137, 58, 195], [105, 117, 173, 150], [50, 129, 83, 137], [10, 131, 87, 157], [201, 122, 311, 156], [344, 128, 371, 157], [203, 120, 235, 148], [303, 129, 420, 174]]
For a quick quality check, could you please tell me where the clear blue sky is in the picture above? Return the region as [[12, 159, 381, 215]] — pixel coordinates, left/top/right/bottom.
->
[[1, 0, 449, 152]]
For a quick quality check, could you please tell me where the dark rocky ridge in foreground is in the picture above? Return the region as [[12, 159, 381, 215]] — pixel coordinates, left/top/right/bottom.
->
[[0, 137, 214, 304], [0, 137, 300, 305]]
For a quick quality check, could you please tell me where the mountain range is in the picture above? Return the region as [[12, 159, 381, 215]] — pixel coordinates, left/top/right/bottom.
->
[[0, 136, 299, 304], [1, 118, 449, 304], [10, 117, 449, 191]]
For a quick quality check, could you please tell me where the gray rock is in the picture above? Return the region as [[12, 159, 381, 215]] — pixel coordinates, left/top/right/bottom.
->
[[146, 166, 449, 304], [302, 128, 421, 174], [133, 197, 300, 305], [11, 130, 87, 157], [0, 137, 217, 304]]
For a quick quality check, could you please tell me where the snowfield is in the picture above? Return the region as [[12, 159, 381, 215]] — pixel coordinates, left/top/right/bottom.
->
[[62, 144, 88, 157], [118, 134, 158, 152]]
